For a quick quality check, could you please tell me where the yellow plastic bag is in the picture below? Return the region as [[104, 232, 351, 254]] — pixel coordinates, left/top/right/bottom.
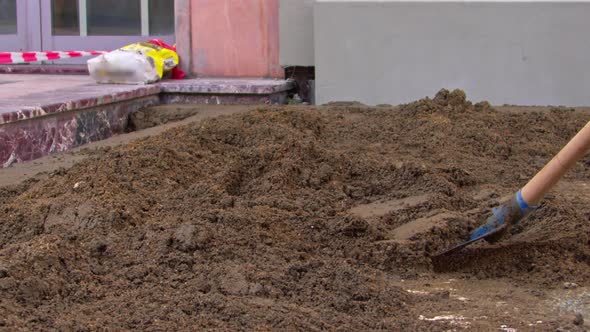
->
[[120, 41, 179, 79]]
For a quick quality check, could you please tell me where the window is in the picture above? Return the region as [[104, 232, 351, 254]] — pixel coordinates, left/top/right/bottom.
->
[[0, 0, 17, 35], [51, 0, 174, 37], [149, 0, 175, 35], [87, 0, 141, 36], [52, 0, 79, 35]]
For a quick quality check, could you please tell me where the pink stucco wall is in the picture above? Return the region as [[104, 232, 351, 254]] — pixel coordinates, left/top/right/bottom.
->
[[187, 0, 283, 78]]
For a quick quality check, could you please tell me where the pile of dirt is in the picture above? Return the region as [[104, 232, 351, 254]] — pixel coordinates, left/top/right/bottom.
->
[[1, 90, 589, 330]]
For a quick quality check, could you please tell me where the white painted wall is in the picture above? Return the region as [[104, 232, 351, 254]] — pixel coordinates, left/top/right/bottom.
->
[[314, 1, 590, 106], [279, 0, 315, 67]]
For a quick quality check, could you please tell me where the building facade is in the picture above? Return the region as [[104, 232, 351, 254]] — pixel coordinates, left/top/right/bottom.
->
[[2, 0, 590, 105]]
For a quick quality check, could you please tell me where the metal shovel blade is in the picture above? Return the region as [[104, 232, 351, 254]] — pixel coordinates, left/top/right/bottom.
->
[[433, 223, 508, 257]]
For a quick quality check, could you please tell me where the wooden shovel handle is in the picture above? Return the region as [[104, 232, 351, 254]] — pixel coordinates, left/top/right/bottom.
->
[[521, 120, 590, 206]]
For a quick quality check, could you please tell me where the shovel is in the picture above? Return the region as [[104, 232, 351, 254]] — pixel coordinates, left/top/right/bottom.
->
[[436, 119, 590, 257]]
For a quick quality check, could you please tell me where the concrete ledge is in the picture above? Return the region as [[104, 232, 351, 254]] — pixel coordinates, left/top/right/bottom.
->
[[161, 93, 287, 105], [0, 75, 294, 165], [0, 76, 294, 126], [0, 65, 89, 75], [0, 84, 161, 125], [160, 78, 293, 95], [0, 96, 159, 165]]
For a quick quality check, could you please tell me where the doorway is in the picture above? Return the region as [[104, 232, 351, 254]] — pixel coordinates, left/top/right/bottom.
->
[[1, 0, 175, 61]]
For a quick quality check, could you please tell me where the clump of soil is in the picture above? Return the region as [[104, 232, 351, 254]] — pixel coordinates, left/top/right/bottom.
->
[[128, 105, 200, 131], [1, 89, 589, 330]]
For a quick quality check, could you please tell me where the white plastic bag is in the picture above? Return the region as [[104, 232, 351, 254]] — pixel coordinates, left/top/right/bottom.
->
[[88, 50, 160, 85]]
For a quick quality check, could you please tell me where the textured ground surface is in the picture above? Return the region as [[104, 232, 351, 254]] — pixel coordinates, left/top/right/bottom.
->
[[1, 91, 590, 331]]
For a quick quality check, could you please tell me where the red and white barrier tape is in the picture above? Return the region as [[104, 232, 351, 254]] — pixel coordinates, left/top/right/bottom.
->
[[0, 51, 107, 65]]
